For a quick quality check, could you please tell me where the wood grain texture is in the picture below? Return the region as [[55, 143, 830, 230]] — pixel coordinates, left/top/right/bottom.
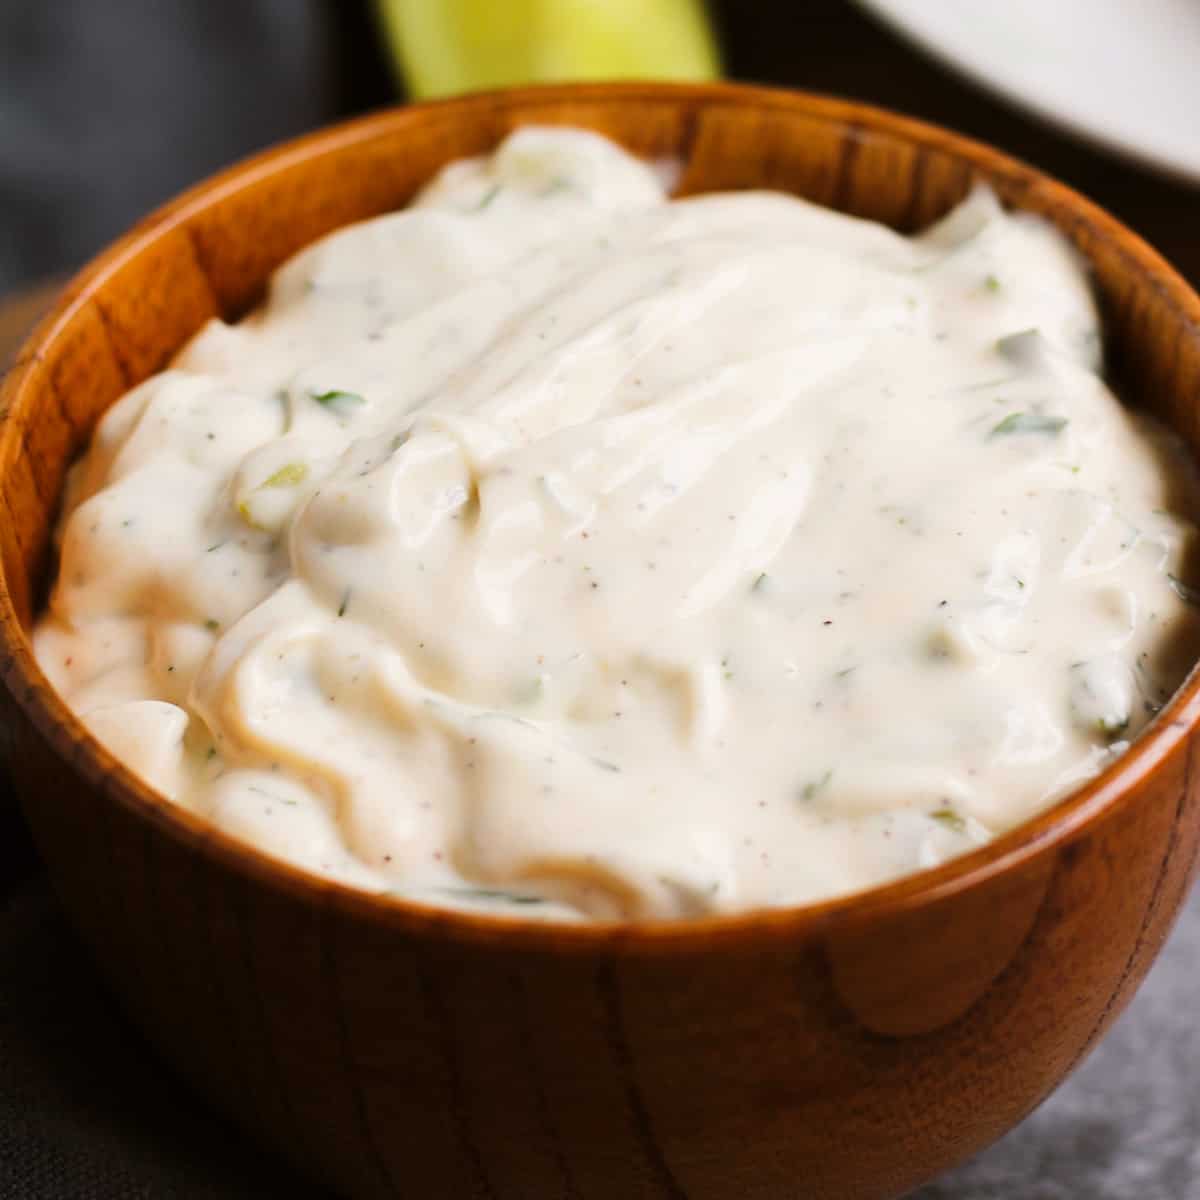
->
[[2, 83, 1200, 1200], [0, 278, 62, 365]]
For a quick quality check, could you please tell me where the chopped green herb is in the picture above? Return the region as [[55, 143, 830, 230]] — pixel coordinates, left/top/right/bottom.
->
[[204, 618, 220, 632], [236, 499, 269, 531], [995, 328, 1043, 365], [237, 461, 310, 529], [592, 757, 621, 773], [205, 746, 217, 762], [800, 769, 833, 802], [310, 388, 366, 416], [1096, 715, 1130, 739], [1168, 574, 1200, 606], [990, 412, 1069, 438], [337, 587, 352, 618], [984, 274, 1001, 292], [929, 807, 966, 833], [205, 541, 226, 553], [472, 184, 502, 212], [439, 887, 543, 906], [262, 462, 308, 489], [274, 389, 293, 433], [752, 572, 769, 592], [247, 784, 297, 806]]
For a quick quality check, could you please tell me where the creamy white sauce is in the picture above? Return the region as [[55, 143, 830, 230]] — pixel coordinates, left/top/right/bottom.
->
[[34, 128, 1200, 920]]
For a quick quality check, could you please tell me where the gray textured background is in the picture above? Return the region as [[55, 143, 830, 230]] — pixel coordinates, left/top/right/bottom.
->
[[0, 0, 344, 294]]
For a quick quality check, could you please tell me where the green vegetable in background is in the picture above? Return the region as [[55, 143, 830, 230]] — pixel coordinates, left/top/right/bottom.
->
[[374, 0, 721, 100]]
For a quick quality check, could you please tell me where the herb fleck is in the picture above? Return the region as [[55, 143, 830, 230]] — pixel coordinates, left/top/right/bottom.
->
[[262, 461, 308, 489], [247, 784, 297, 806], [310, 388, 366, 416], [929, 807, 966, 833], [439, 887, 543, 906], [990, 412, 1069, 438], [472, 184, 502, 212], [274, 389, 293, 433], [995, 328, 1043, 365], [514, 676, 544, 705], [236, 499, 267, 531], [800, 769, 833, 802], [1097, 715, 1130, 739]]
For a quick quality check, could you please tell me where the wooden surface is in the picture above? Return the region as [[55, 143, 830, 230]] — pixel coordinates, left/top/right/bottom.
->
[[2, 83, 1200, 1200]]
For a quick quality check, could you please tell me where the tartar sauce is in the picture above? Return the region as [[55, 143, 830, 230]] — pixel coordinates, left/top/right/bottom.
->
[[34, 128, 1200, 920]]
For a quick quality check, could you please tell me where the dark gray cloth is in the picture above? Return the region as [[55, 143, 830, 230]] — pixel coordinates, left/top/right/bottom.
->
[[0, 873, 325, 1198], [0, 0, 337, 293], [2, 853, 1198, 1198]]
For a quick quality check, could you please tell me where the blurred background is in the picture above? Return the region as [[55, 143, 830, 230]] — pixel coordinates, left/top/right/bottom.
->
[[3, 3, 1200, 1198], [2, 0, 1200, 299]]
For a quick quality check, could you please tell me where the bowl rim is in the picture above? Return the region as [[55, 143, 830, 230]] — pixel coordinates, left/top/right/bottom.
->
[[5, 79, 1200, 954]]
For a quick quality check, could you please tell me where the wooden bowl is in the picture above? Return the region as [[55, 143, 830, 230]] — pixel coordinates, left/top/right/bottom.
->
[[3, 83, 1200, 1200]]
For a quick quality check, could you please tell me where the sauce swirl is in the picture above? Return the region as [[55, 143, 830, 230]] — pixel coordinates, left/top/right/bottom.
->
[[34, 128, 1200, 919]]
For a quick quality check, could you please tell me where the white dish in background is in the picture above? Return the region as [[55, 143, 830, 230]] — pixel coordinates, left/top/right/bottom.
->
[[858, 0, 1200, 187]]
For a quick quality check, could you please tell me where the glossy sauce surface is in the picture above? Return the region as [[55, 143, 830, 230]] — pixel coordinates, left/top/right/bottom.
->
[[33, 128, 1200, 919]]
